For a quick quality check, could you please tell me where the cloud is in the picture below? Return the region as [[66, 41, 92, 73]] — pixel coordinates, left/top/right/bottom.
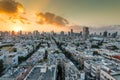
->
[[36, 12, 69, 26], [69, 25, 82, 32], [0, 0, 29, 24], [9, 16, 28, 24], [0, 0, 24, 15]]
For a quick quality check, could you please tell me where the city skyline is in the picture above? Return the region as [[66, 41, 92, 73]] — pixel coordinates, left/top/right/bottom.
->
[[0, 1, 120, 78], [0, 0, 120, 32]]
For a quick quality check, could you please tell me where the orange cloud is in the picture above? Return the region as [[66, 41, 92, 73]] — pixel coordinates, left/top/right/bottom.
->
[[9, 16, 28, 24], [0, 0, 29, 24], [36, 12, 69, 27], [0, 0, 24, 15]]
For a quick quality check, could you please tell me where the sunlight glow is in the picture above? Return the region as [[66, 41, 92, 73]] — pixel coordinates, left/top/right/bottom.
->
[[12, 24, 23, 32]]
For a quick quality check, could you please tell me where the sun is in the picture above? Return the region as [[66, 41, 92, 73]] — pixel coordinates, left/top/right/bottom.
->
[[12, 24, 23, 32], [14, 27, 22, 32]]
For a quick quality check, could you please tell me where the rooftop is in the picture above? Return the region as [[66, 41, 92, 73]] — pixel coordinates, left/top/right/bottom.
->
[[85, 56, 120, 79], [25, 65, 56, 80]]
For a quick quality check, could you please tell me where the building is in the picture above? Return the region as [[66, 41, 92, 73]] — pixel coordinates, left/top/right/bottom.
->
[[68, 31, 70, 36], [71, 29, 74, 36], [84, 56, 120, 80], [103, 31, 108, 37], [11, 31, 15, 36], [64, 62, 85, 80], [33, 30, 39, 37], [24, 64, 57, 80], [80, 31, 83, 36], [60, 31, 64, 36], [112, 32, 118, 38], [83, 27, 89, 40], [3, 52, 18, 66], [18, 30, 22, 36]]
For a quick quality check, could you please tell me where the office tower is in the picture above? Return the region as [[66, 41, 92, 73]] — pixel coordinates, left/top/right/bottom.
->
[[60, 31, 64, 36], [100, 32, 102, 36], [11, 31, 15, 36], [80, 31, 82, 36], [83, 27, 89, 40], [68, 31, 70, 36], [103, 31, 108, 37], [33, 30, 39, 37], [0, 31, 2, 37], [19, 30, 22, 36], [51, 31, 55, 36], [108, 33, 111, 37], [71, 29, 74, 36], [112, 32, 118, 38]]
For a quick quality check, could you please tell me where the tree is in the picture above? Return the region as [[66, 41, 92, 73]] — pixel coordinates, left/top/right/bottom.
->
[[44, 50, 48, 59], [13, 48, 17, 52], [93, 51, 100, 56], [91, 45, 99, 48], [111, 45, 119, 50]]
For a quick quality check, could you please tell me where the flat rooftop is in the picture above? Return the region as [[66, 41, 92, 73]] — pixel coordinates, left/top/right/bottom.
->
[[25, 65, 56, 80], [85, 57, 120, 79]]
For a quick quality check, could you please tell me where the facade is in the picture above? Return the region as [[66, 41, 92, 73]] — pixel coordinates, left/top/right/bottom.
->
[[83, 27, 89, 40], [64, 62, 84, 80], [71, 29, 74, 36], [103, 31, 108, 37], [84, 56, 120, 80], [4, 53, 18, 66]]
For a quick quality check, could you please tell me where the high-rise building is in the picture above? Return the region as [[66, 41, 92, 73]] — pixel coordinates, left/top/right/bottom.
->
[[0, 31, 2, 37], [11, 31, 15, 36], [83, 27, 89, 40], [100, 32, 102, 36], [71, 29, 74, 36], [19, 30, 22, 36], [80, 31, 82, 36], [112, 32, 118, 38], [51, 31, 55, 36], [60, 31, 64, 36], [33, 30, 39, 37], [18, 30, 22, 36], [108, 33, 111, 37], [4, 31, 10, 37], [68, 31, 70, 36], [103, 31, 108, 37]]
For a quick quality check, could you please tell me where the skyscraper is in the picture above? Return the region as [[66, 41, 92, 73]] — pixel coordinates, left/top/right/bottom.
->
[[71, 29, 74, 36], [112, 32, 118, 38], [11, 31, 15, 36], [60, 31, 64, 36], [68, 31, 70, 36], [103, 31, 108, 37], [33, 30, 39, 37], [83, 27, 89, 40], [18, 30, 22, 36], [80, 31, 82, 36]]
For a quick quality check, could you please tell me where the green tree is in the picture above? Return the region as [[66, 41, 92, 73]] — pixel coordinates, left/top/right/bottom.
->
[[44, 50, 48, 59], [93, 51, 100, 56], [91, 45, 99, 48]]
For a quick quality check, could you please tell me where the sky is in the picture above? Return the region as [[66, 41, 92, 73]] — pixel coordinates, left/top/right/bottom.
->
[[0, 0, 120, 32]]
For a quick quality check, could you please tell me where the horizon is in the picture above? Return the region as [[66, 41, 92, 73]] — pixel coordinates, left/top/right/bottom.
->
[[0, 27, 120, 35]]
